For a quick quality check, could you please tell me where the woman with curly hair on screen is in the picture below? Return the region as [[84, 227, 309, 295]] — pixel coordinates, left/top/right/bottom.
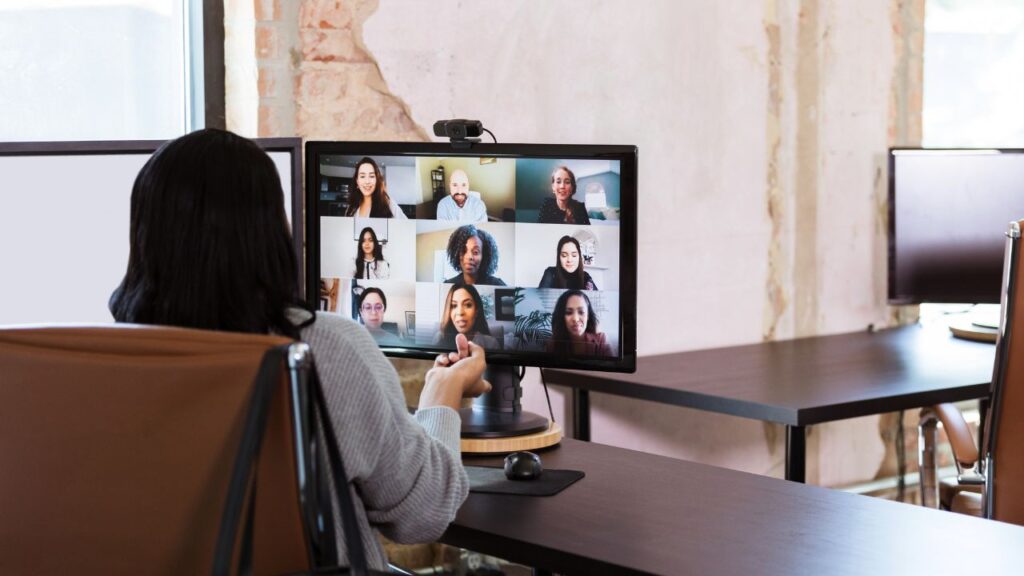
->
[[545, 289, 614, 357], [444, 224, 506, 286], [345, 157, 407, 219], [434, 284, 501, 350]]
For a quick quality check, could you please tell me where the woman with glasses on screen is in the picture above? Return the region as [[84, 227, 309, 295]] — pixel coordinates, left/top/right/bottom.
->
[[444, 224, 507, 286], [345, 157, 407, 219], [538, 235, 598, 290], [546, 289, 613, 357], [434, 284, 501, 350], [537, 165, 591, 225], [352, 226, 391, 279], [109, 129, 487, 571], [355, 287, 405, 346]]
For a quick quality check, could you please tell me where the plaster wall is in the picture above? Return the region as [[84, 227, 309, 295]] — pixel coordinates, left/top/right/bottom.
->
[[236, 0, 925, 486]]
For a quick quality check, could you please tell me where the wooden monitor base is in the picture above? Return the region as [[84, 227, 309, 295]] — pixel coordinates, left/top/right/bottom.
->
[[948, 319, 998, 343], [461, 421, 563, 454]]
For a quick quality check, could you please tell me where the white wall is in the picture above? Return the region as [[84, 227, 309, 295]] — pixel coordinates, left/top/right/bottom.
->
[[363, 0, 897, 484]]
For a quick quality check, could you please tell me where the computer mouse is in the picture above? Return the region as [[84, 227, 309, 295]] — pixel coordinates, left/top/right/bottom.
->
[[504, 451, 543, 481]]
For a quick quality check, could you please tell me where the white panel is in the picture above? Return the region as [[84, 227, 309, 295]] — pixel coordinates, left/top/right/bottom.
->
[[0, 147, 298, 325]]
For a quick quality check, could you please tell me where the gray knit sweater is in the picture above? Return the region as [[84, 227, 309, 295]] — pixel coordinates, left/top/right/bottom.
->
[[298, 311, 469, 570]]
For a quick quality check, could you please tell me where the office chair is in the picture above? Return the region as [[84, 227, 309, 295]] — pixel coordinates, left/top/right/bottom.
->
[[918, 219, 1024, 525], [0, 324, 339, 575]]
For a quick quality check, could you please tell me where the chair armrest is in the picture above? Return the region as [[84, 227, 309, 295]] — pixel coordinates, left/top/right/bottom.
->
[[934, 403, 978, 468]]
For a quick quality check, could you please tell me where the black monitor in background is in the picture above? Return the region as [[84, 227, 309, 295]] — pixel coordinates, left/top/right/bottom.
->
[[305, 141, 638, 438], [0, 138, 304, 325], [888, 148, 1024, 305]]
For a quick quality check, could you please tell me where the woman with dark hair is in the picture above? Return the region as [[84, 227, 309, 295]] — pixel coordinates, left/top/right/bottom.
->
[[444, 224, 506, 286], [545, 289, 614, 356], [537, 165, 591, 225], [356, 286, 405, 346], [110, 128, 487, 570], [353, 226, 391, 279], [345, 157, 407, 219], [538, 235, 598, 290], [434, 284, 501, 350]]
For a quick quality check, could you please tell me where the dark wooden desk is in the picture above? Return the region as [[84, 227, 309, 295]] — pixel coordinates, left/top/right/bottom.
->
[[542, 325, 995, 482], [446, 439, 1024, 576]]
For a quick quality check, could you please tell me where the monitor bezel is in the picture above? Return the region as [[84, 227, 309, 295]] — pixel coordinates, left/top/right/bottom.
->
[[887, 147, 1023, 305], [305, 140, 638, 373]]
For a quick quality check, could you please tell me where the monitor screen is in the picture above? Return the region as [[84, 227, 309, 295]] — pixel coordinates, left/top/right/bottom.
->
[[889, 148, 1024, 304], [0, 138, 303, 325], [305, 142, 637, 372]]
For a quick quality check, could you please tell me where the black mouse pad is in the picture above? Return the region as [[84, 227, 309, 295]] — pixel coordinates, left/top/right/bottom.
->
[[466, 465, 585, 496]]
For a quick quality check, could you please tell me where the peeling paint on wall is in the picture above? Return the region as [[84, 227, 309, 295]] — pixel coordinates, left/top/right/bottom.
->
[[764, 0, 788, 342], [793, 0, 822, 338], [293, 0, 428, 141]]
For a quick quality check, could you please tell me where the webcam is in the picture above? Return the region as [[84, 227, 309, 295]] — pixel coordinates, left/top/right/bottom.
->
[[433, 119, 488, 149]]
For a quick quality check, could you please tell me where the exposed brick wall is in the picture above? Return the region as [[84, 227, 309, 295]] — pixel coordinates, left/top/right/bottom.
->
[[292, 0, 427, 142]]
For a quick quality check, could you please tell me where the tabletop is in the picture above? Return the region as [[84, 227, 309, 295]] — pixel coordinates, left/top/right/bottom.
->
[[446, 438, 1024, 575], [542, 324, 995, 426]]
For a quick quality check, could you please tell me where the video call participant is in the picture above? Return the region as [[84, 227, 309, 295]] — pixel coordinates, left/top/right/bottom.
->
[[545, 289, 613, 357], [434, 284, 501, 350], [537, 165, 590, 225], [110, 128, 487, 570], [436, 169, 487, 222], [445, 224, 507, 286], [355, 287, 405, 346], [352, 226, 390, 279], [538, 235, 598, 290], [345, 157, 407, 219]]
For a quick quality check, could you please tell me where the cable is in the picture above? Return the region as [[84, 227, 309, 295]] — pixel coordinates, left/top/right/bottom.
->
[[482, 127, 497, 143], [539, 368, 556, 424]]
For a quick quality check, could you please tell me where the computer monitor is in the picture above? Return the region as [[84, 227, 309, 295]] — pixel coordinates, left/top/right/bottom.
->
[[888, 148, 1024, 305], [0, 138, 303, 325], [305, 141, 638, 437]]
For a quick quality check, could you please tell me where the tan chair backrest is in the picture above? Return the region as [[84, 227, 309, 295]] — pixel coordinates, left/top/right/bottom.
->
[[989, 220, 1024, 524], [0, 325, 311, 575]]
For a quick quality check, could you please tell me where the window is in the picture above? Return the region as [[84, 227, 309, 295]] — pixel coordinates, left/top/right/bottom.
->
[[923, 0, 1024, 146], [0, 0, 204, 141]]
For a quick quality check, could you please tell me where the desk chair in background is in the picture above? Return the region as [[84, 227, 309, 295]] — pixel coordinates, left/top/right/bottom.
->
[[0, 325, 337, 575], [919, 219, 1024, 525]]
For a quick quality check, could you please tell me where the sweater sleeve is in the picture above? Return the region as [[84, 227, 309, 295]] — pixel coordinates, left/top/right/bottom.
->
[[304, 313, 468, 544]]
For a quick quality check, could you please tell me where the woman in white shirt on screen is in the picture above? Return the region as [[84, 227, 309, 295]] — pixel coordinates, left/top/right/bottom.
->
[[345, 157, 407, 219], [352, 226, 391, 279]]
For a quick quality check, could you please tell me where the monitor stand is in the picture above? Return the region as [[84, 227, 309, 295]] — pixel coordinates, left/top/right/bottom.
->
[[459, 364, 550, 438], [969, 304, 1000, 330], [948, 304, 1000, 343]]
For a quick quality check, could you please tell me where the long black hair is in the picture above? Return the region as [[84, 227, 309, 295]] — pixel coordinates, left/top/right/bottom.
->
[[552, 235, 587, 289], [345, 157, 394, 218], [548, 289, 598, 354], [109, 128, 307, 339], [440, 284, 491, 338], [355, 226, 385, 278]]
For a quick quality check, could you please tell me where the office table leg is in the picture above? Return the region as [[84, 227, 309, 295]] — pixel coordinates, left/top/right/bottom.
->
[[785, 425, 806, 483], [572, 388, 590, 441]]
